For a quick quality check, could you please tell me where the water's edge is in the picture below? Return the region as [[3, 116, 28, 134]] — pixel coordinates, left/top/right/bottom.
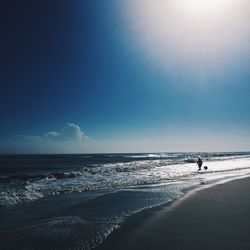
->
[[96, 174, 250, 250]]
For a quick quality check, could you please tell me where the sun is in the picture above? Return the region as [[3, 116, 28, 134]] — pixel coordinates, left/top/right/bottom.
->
[[176, 0, 232, 16], [122, 0, 247, 81]]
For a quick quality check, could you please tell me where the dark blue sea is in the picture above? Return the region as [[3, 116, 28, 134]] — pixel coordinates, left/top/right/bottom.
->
[[1, 152, 250, 249]]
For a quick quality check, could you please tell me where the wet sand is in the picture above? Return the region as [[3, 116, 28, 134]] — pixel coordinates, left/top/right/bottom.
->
[[97, 177, 250, 250]]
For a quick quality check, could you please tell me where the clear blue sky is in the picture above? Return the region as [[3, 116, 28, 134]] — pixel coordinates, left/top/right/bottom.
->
[[0, 0, 249, 153]]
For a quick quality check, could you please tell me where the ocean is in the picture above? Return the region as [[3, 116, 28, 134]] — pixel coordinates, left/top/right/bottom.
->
[[1, 152, 250, 249]]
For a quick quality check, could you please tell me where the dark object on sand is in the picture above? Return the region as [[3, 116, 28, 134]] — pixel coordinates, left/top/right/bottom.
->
[[204, 166, 208, 170]]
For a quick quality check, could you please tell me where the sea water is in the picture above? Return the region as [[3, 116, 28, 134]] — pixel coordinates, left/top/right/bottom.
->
[[0, 152, 250, 249]]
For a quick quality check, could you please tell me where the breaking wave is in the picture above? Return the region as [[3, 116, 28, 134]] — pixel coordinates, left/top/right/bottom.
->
[[1, 152, 250, 207]]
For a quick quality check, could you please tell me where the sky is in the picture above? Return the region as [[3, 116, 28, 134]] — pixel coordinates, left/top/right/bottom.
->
[[0, 0, 249, 154]]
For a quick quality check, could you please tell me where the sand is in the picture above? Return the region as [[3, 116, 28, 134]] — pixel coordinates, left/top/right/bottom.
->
[[97, 177, 250, 250]]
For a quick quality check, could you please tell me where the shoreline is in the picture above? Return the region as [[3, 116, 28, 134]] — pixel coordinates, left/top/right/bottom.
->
[[97, 176, 250, 250]]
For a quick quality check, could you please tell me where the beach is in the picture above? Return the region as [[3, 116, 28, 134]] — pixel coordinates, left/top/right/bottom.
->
[[1, 0, 250, 249], [1, 153, 250, 249], [98, 177, 250, 250]]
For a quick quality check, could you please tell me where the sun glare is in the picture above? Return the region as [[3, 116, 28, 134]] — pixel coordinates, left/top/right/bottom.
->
[[122, 0, 248, 82], [178, 0, 231, 15]]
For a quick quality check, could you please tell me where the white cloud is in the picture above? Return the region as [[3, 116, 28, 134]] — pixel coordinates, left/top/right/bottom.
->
[[62, 123, 86, 141], [46, 131, 61, 138], [0, 123, 91, 154], [45, 123, 87, 142]]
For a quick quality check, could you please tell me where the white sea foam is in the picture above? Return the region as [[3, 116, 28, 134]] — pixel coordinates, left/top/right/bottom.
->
[[0, 186, 44, 206], [1, 155, 250, 207]]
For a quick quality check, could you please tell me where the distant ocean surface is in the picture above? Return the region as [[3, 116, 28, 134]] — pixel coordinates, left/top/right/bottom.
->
[[1, 152, 250, 249]]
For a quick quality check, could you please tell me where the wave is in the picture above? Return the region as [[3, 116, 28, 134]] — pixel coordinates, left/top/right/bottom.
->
[[1, 154, 250, 184], [0, 160, 162, 183], [0, 186, 44, 206], [1, 155, 250, 207]]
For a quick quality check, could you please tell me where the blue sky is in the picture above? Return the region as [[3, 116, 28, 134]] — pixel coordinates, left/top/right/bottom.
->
[[0, 0, 249, 153]]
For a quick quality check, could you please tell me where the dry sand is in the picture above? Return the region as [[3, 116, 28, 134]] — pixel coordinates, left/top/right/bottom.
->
[[97, 177, 250, 250]]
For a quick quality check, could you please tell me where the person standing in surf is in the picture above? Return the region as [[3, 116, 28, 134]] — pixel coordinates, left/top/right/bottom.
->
[[197, 157, 203, 171]]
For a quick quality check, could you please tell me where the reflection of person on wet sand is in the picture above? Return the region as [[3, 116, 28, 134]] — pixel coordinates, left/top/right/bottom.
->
[[197, 157, 203, 171]]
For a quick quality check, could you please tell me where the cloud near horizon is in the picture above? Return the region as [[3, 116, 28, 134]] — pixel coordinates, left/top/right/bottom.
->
[[46, 123, 87, 142], [1, 123, 250, 154], [0, 123, 92, 154]]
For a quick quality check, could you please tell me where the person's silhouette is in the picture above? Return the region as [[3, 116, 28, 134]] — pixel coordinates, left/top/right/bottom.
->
[[197, 157, 203, 171]]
